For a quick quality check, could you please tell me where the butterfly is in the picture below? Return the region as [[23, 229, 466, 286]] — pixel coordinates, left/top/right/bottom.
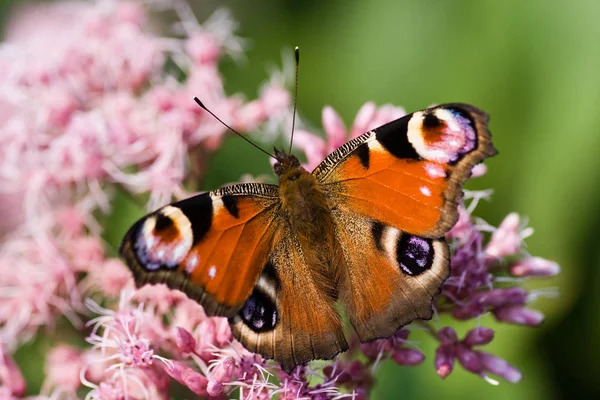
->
[[120, 102, 496, 372]]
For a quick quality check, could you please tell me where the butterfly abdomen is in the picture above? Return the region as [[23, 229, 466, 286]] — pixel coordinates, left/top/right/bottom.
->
[[276, 159, 341, 300]]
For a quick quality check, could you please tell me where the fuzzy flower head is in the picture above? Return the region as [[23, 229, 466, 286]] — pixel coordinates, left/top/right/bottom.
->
[[0, 0, 561, 398]]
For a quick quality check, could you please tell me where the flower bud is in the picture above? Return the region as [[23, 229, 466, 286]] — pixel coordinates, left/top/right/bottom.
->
[[435, 344, 455, 378], [510, 257, 560, 277], [463, 327, 495, 346], [494, 306, 544, 326], [181, 365, 209, 396], [438, 327, 458, 345], [175, 327, 197, 354], [480, 352, 522, 383], [207, 380, 224, 396], [486, 213, 531, 258], [391, 348, 425, 366], [212, 357, 235, 382], [455, 344, 483, 374]]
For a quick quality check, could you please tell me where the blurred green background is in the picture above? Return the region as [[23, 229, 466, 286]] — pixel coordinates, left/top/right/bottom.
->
[[2, 0, 598, 399]]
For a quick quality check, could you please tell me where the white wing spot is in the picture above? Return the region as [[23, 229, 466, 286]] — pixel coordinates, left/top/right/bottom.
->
[[420, 186, 432, 197], [185, 255, 199, 275], [424, 163, 446, 179], [208, 265, 217, 279]]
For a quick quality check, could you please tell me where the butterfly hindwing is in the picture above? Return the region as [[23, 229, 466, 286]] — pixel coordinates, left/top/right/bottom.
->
[[119, 183, 280, 317], [229, 228, 348, 372], [334, 210, 449, 341]]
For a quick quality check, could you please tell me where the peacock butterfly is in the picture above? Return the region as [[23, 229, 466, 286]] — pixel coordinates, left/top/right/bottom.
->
[[119, 51, 497, 372]]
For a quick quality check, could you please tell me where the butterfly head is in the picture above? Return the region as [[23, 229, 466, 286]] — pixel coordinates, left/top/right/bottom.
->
[[273, 148, 303, 179]]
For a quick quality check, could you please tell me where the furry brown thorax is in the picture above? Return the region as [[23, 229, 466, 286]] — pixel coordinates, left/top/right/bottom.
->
[[273, 150, 330, 225], [273, 150, 340, 296]]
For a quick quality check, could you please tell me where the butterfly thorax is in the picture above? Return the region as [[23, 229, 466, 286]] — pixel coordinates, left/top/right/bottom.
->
[[274, 152, 340, 296], [273, 152, 330, 225]]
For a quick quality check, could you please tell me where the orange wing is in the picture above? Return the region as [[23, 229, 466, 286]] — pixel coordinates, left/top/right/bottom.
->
[[121, 182, 349, 372], [120, 183, 280, 317], [315, 103, 496, 238], [333, 212, 450, 341], [229, 228, 347, 373], [314, 104, 496, 341]]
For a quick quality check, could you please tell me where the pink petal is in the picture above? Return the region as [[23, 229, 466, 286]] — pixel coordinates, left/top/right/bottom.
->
[[391, 348, 425, 366], [435, 344, 455, 379], [0, 350, 26, 396], [186, 33, 222, 65], [485, 213, 525, 258], [349, 102, 377, 138], [455, 344, 483, 374], [438, 327, 458, 345], [494, 306, 544, 327], [369, 104, 406, 130], [45, 345, 82, 392], [212, 357, 236, 382], [292, 129, 327, 171], [175, 327, 197, 354], [260, 81, 291, 114], [463, 327, 495, 346], [181, 367, 209, 396], [321, 106, 348, 152], [510, 257, 561, 277], [480, 352, 523, 383], [471, 163, 488, 178]]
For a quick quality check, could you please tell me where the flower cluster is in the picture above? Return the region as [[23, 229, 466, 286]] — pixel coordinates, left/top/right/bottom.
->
[[0, 0, 559, 399]]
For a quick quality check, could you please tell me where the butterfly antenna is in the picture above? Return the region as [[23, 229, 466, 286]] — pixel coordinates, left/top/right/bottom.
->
[[193, 97, 278, 161], [287, 46, 300, 155]]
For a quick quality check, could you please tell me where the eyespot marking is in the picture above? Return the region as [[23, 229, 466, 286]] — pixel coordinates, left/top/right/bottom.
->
[[396, 234, 434, 276], [133, 206, 193, 271], [407, 108, 478, 163], [240, 291, 278, 333]]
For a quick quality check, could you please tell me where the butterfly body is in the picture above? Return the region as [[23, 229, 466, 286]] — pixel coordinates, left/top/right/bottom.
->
[[120, 103, 497, 372]]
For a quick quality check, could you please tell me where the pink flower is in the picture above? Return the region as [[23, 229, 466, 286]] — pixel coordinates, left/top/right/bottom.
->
[[45, 345, 84, 393], [0, 0, 560, 397], [434, 327, 523, 384], [293, 102, 405, 170], [485, 213, 533, 258], [0, 346, 26, 397], [510, 256, 561, 277]]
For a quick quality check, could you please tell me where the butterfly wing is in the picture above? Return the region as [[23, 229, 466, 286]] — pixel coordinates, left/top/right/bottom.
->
[[314, 103, 496, 238], [120, 183, 348, 371], [334, 211, 450, 340], [314, 103, 496, 341], [120, 183, 281, 317], [229, 227, 348, 372]]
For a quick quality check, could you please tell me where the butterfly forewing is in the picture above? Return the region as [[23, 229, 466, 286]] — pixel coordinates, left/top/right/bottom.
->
[[120, 183, 280, 317]]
